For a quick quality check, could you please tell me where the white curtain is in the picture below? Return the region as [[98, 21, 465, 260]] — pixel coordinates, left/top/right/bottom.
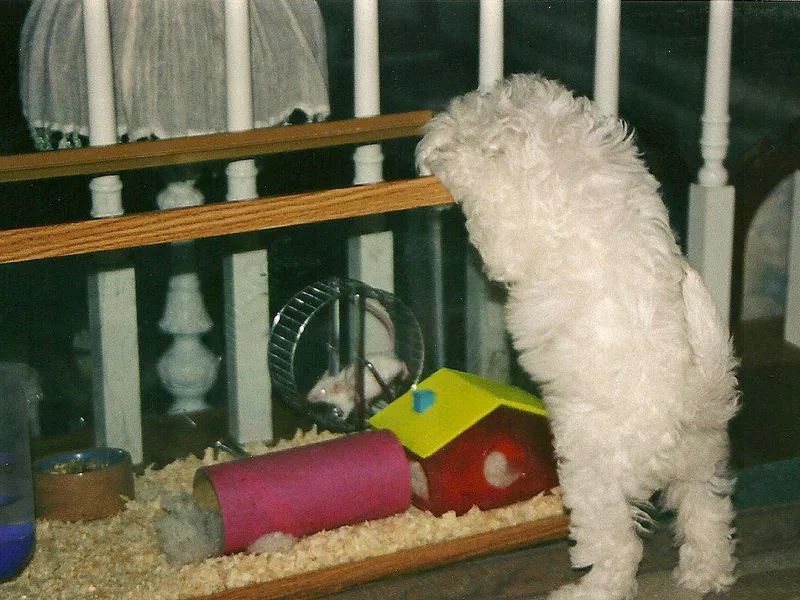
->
[[20, 0, 330, 148]]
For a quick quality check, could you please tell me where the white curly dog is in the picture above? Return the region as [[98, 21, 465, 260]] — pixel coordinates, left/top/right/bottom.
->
[[416, 74, 739, 600]]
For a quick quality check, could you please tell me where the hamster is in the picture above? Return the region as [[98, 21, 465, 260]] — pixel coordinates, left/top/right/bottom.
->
[[307, 352, 408, 419]]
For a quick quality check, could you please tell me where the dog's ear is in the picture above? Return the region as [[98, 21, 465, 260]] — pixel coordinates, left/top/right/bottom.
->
[[415, 130, 434, 176], [416, 115, 504, 208], [415, 113, 458, 178]]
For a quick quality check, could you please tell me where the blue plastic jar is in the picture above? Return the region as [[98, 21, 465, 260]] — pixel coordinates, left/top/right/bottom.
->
[[0, 363, 37, 581]]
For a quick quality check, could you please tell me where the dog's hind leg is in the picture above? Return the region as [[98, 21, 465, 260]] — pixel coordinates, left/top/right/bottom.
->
[[663, 433, 737, 594], [549, 465, 642, 600]]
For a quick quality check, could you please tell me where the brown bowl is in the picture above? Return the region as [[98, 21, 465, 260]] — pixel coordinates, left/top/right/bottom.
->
[[33, 447, 135, 522]]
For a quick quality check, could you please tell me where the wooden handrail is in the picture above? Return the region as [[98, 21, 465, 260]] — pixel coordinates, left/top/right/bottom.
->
[[0, 176, 453, 264], [0, 111, 433, 183]]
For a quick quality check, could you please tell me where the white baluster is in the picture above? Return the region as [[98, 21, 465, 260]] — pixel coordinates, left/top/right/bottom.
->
[[223, 0, 273, 444], [594, 0, 621, 117], [697, 1, 733, 189], [88, 176, 123, 219], [352, 0, 384, 186], [156, 181, 219, 415], [479, 0, 504, 94], [83, 0, 117, 148], [687, 0, 735, 324], [465, 0, 510, 383], [83, 0, 143, 463], [350, 0, 394, 357]]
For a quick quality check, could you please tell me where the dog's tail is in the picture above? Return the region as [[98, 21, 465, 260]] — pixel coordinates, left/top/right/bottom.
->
[[681, 263, 740, 426]]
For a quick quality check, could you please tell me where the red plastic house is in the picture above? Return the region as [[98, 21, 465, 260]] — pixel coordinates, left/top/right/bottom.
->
[[369, 369, 558, 516]]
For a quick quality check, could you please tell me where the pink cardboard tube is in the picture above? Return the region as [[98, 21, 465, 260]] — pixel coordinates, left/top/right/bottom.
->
[[194, 430, 412, 554]]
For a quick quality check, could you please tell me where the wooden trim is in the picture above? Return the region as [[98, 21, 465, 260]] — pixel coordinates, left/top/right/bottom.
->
[[0, 111, 433, 183], [0, 177, 452, 264], [198, 514, 569, 600]]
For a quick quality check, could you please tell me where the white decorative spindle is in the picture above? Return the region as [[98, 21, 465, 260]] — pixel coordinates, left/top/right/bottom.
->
[[82, 0, 116, 149], [224, 0, 253, 135], [350, 0, 394, 356], [352, 0, 383, 186], [157, 182, 219, 415], [222, 0, 273, 444], [428, 211, 447, 371], [594, 0, 621, 117], [82, 0, 143, 463], [465, 0, 510, 383], [697, 2, 733, 189], [479, 0, 504, 94], [158, 270, 219, 415], [687, 0, 735, 324]]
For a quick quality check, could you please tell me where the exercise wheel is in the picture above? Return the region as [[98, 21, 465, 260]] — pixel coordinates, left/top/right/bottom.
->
[[269, 277, 425, 432]]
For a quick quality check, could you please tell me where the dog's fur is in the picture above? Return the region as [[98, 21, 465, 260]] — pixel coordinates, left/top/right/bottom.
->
[[416, 74, 739, 599]]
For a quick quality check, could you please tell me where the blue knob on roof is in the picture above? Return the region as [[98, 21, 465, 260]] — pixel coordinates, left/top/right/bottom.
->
[[412, 389, 436, 413]]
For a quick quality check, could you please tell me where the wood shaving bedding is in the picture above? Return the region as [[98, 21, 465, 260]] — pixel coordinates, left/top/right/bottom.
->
[[3, 428, 564, 600]]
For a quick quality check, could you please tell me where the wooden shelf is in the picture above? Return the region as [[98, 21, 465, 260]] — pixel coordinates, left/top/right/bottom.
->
[[198, 514, 569, 600], [0, 111, 433, 183], [0, 176, 452, 264]]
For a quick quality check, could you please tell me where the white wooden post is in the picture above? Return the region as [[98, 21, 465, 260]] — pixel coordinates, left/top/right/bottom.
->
[[82, 0, 143, 464], [783, 171, 800, 347], [222, 0, 273, 444], [352, 0, 384, 188], [594, 0, 621, 117], [427, 210, 447, 371], [465, 0, 510, 383], [687, 0, 735, 325], [350, 0, 394, 355], [479, 0, 504, 92]]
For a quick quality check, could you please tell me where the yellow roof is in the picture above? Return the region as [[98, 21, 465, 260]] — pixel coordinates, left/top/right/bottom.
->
[[368, 368, 548, 459]]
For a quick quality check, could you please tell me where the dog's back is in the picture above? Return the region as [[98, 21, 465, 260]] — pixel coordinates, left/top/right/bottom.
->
[[417, 73, 740, 599]]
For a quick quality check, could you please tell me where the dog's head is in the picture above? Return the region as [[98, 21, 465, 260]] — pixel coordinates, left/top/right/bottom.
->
[[417, 74, 650, 285]]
